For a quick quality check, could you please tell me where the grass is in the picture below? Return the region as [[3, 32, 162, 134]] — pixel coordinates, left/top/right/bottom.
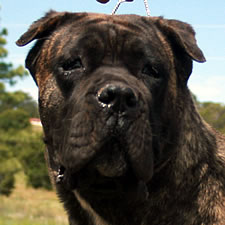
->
[[0, 172, 68, 225]]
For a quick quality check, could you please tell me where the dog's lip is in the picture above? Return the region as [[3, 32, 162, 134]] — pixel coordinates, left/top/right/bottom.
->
[[76, 170, 150, 202], [56, 168, 123, 195], [104, 113, 134, 137], [75, 169, 126, 196], [88, 178, 123, 196]]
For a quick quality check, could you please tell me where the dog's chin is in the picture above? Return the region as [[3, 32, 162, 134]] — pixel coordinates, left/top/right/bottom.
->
[[60, 139, 149, 201], [75, 167, 149, 202], [56, 113, 153, 201], [76, 139, 130, 195], [93, 138, 128, 177]]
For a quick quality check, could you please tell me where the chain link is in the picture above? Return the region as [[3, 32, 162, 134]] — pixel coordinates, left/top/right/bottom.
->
[[112, 0, 150, 16], [143, 0, 150, 16], [112, 0, 127, 15]]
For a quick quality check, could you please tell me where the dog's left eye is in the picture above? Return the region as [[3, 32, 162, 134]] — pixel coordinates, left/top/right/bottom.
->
[[142, 64, 160, 79]]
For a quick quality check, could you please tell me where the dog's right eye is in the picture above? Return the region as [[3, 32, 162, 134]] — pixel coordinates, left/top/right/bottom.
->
[[59, 58, 84, 76]]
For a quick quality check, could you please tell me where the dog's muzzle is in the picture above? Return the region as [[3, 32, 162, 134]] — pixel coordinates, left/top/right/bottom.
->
[[96, 83, 140, 132], [54, 78, 153, 189]]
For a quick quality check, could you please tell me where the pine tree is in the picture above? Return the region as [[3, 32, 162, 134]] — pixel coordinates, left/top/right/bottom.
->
[[0, 19, 31, 196], [0, 14, 51, 195]]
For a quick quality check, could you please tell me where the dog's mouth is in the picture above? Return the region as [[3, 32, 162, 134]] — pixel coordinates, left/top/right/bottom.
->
[[84, 173, 149, 201], [57, 165, 129, 196], [77, 171, 127, 198], [73, 138, 129, 189], [92, 138, 128, 177], [60, 165, 149, 201], [54, 116, 154, 189], [56, 137, 150, 200], [90, 178, 121, 195], [52, 97, 154, 196]]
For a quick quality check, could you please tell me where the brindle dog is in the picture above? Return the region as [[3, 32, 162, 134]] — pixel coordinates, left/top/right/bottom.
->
[[17, 11, 225, 225]]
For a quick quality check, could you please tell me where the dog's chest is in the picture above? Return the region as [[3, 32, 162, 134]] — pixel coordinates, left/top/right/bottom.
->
[[74, 190, 111, 225]]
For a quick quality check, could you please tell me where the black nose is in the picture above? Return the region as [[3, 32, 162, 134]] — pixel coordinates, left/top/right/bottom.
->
[[97, 85, 138, 113]]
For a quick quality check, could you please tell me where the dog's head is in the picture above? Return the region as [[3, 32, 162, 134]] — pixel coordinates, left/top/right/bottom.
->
[[17, 11, 205, 198]]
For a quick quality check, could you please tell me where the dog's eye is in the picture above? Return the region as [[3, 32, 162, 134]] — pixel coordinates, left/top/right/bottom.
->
[[62, 58, 83, 71], [60, 58, 84, 75], [142, 64, 160, 79]]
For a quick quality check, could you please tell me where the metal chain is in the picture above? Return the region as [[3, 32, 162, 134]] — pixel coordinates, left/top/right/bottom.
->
[[143, 0, 150, 16], [111, 0, 150, 16], [112, 0, 127, 15]]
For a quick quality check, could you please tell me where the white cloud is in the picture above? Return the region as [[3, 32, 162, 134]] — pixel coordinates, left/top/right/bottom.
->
[[189, 75, 225, 104], [8, 55, 26, 66], [25, 86, 38, 101]]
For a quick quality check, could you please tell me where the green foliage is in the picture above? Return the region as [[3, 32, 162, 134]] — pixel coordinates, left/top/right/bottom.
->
[[0, 26, 28, 85], [18, 132, 52, 190], [0, 28, 8, 58], [0, 172, 15, 196], [19, 97, 39, 118], [0, 158, 17, 196], [198, 102, 225, 134], [0, 132, 21, 196], [0, 16, 40, 196], [0, 108, 30, 131], [0, 11, 47, 194]]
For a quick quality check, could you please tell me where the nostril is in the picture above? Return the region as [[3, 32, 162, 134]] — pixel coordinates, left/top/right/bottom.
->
[[97, 85, 138, 112], [123, 88, 137, 109], [98, 86, 117, 105]]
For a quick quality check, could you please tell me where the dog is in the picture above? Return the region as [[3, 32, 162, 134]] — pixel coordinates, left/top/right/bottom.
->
[[17, 11, 225, 225]]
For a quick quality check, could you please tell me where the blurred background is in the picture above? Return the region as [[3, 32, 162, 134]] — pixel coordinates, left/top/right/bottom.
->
[[0, 0, 224, 224]]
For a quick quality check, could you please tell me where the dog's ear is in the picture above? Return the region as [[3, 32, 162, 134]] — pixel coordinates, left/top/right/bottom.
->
[[16, 11, 66, 85], [16, 11, 84, 85], [16, 10, 71, 46], [154, 18, 206, 63]]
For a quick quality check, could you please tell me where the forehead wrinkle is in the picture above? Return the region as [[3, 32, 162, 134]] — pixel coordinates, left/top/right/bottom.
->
[[83, 14, 146, 37], [154, 29, 173, 69], [154, 28, 177, 98], [103, 23, 144, 64], [105, 25, 121, 63], [46, 30, 65, 64], [75, 23, 118, 64], [50, 26, 81, 62]]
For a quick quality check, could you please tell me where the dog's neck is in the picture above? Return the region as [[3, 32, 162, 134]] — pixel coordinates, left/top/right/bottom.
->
[[74, 189, 150, 225], [146, 92, 225, 224], [174, 92, 218, 179]]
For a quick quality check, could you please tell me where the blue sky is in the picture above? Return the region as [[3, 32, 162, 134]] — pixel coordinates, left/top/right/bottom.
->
[[1, 0, 225, 103]]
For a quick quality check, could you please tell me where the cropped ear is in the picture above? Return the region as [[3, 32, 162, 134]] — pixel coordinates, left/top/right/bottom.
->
[[16, 11, 68, 84], [16, 11, 86, 85], [154, 18, 206, 63], [16, 10, 72, 46]]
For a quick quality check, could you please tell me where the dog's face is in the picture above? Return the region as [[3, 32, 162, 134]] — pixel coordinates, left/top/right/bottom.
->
[[17, 11, 205, 198]]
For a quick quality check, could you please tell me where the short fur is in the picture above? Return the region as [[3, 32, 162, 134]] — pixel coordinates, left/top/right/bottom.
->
[[17, 11, 225, 225]]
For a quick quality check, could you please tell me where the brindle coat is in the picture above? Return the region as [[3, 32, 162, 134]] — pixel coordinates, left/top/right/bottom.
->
[[17, 11, 225, 225]]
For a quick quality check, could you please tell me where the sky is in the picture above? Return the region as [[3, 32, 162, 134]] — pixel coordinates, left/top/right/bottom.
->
[[1, 0, 225, 103]]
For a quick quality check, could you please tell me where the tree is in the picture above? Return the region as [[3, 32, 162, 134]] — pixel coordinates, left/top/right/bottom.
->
[[198, 102, 225, 134], [0, 13, 51, 194], [18, 131, 52, 190], [0, 18, 31, 196], [0, 28, 26, 84]]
